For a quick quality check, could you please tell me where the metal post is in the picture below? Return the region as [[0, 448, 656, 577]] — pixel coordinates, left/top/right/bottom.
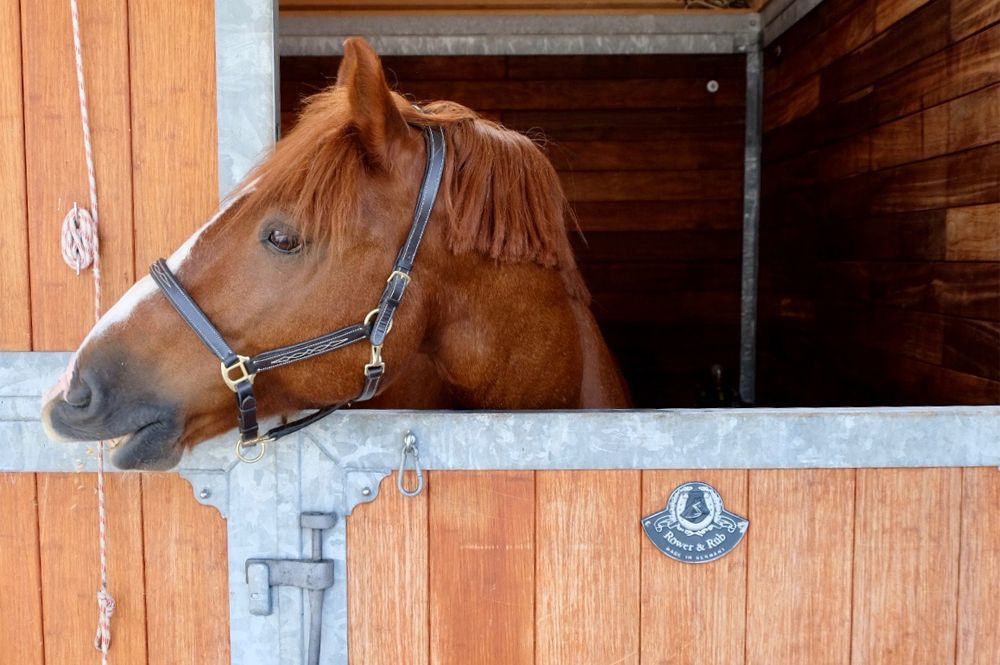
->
[[739, 43, 763, 405]]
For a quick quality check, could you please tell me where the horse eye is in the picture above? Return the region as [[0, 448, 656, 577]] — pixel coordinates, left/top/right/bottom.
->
[[266, 228, 302, 254]]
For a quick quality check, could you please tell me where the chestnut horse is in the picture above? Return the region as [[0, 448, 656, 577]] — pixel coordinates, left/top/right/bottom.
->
[[43, 38, 629, 470]]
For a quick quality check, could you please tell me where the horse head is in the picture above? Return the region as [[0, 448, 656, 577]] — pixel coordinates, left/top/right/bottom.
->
[[42, 38, 628, 470]]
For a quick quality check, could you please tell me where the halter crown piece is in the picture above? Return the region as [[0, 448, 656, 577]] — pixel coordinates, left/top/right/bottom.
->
[[150, 126, 446, 462]]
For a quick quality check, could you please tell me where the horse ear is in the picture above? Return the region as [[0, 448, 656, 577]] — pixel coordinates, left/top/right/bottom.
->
[[336, 37, 408, 166]]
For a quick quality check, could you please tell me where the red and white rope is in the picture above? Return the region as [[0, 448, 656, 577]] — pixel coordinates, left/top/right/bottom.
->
[[67, 0, 114, 660]]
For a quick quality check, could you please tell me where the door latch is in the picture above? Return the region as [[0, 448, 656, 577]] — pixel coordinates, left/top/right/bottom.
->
[[246, 512, 337, 665]]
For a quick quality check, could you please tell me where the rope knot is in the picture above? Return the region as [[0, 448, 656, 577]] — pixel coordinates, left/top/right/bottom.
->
[[94, 588, 115, 653], [61, 203, 99, 275]]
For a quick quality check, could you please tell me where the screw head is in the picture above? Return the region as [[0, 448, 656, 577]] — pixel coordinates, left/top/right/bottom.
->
[[706, 80, 720, 94], [361, 487, 372, 497], [199, 488, 211, 499], [403, 431, 417, 447]]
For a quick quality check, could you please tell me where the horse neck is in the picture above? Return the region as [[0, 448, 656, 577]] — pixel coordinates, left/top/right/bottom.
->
[[378, 255, 627, 409]]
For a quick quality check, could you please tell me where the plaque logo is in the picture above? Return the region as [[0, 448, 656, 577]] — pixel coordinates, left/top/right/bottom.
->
[[642, 482, 749, 563]]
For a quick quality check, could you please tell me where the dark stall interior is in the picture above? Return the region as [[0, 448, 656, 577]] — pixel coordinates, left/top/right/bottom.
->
[[280, 2, 999, 408]]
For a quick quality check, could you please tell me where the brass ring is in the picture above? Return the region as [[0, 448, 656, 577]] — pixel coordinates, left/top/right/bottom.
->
[[235, 438, 268, 463]]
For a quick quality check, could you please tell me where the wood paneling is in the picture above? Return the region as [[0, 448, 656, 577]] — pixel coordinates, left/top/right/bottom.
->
[[128, 0, 218, 269], [348, 473, 428, 665], [641, 470, 748, 665], [0, 0, 31, 350], [429, 471, 534, 665], [957, 468, 1000, 665], [745, 470, 854, 665], [760, 0, 1000, 406], [536, 471, 641, 665], [37, 473, 147, 664], [280, 0, 701, 15], [141, 475, 230, 665], [21, 0, 134, 350], [0, 474, 44, 665], [852, 469, 962, 665]]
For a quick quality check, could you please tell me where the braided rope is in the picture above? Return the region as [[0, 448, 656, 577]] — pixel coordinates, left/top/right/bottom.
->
[[68, 0, 114, 660]]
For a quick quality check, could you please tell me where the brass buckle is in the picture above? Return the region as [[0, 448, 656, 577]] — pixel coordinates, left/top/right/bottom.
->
[[365, 344, 384, 372], [387, 270, 411, 286], [235, 435, 271, 463], [363, 308, 393, 334], [221, 355, 256, 392]]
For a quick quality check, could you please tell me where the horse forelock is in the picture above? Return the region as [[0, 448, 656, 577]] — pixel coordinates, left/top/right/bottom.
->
[[243, 88, 589, 301]]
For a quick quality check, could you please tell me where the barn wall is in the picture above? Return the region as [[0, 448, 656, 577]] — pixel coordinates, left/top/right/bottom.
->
[[0, 1, 230, 663], [282, 54, 748, 406], [758, 0, 1000, 405], [349, 467, 1000, 664]]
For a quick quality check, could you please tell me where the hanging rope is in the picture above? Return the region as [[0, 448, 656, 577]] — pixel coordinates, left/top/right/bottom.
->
[[66, 0, 114, 660]]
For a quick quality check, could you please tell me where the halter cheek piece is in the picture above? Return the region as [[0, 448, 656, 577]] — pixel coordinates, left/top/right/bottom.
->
[[150, 125, 446, 461]]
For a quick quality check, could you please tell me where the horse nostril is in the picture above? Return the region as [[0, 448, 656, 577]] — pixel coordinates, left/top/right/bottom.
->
[[64, 374, 93, 408]]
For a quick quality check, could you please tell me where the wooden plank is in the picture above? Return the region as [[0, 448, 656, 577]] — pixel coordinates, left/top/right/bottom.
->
[[507, 53, 745, 80], [21, 0, 134, 350], [821, 0, 951, 105], [877, 0, 932, 33], [348, 473, 428, 665], [641, 470, 747, 665], [536, 471, 640, 665], [874, 23, 1000, 123], [281, 0, 691, 13], [763, 74, 820, 132], [284, 78, 745, 112], [281, 55, 507, 82], [547, 138, 743, 172], [818, 261, 1000, 321], [429, 471, 534, 665], [766, 1, 874, 103], [0, 0, 31, 350], [574, 230, 743, 263], [957, 468, 1000, 665], [852, 469, 962, 665], [945, 204, 1000, 261], [128, 0, 218, 270], [871, 85, 999, 171], [504, 109, 744, 142], [942, 317, 1000, 380], [141, 474, 230, 665], [560, 170, 743, 202], [37, 472, 147, 665], [951, 0, 1000, 41], [746, 470, 854, 665], [0, 474, 44, 665], [573, 200, 742, 232]]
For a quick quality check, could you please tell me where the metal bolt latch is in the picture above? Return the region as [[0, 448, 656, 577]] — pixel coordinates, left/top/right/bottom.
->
[[245, 512, 338, 665]]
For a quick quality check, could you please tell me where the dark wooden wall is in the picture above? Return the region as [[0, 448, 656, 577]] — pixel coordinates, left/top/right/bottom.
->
[[759, 0, 1000, 405], [281, 54, 747, 406]]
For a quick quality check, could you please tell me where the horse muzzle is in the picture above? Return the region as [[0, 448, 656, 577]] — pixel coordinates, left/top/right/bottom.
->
[[42, 362, 185, 470]]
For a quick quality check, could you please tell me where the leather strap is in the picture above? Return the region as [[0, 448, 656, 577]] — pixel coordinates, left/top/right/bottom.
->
[[149, 125, 446, 448], [370, 125, 445, 347]]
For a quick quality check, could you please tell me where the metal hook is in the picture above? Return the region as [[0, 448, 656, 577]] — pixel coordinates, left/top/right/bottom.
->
[[397, 430, 424, 497]]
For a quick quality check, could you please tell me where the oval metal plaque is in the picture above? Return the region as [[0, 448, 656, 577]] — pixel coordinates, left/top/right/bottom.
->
[[642, 481, 749, 564]]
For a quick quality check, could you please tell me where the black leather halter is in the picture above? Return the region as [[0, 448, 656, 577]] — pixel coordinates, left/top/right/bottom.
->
[[150, 125, 446, 461]]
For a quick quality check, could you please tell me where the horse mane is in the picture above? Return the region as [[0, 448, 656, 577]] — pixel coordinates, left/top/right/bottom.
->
[[242, 87, 589, 302]]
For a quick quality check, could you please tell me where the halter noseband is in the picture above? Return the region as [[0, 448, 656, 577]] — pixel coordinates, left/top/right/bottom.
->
[[149, 125, 446, 461]]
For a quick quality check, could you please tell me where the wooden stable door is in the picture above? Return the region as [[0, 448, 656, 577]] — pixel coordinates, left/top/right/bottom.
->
[[349, 468, 1000, 665]]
